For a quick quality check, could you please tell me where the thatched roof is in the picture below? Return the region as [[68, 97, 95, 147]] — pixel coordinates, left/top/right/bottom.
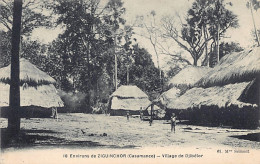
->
[[166, 81, 255, 110], [111, 85, 148, 98], [110, 97, 151, 111], [0, 82, 64, 108], [0, 58, 56, 85], [196, 47, 260, 87], [110, 85, 151, 111], [168, 65, 211, 87], [156, 87, 181, 107]]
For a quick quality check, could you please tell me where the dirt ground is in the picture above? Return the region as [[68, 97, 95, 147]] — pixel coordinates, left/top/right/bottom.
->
[[1, 113, 260, 150]]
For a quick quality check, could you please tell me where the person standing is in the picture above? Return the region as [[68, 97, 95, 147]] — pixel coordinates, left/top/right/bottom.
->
[[139, 107, 143, 121], [149, 104, 154, 126], [171, 113, 176, 133], [126, 111, 130, 121], [51, 107, 58, 120], [149, 117, 153, 126]]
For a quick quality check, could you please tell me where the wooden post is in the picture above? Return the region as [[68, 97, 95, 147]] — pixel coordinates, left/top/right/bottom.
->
[[8, 0, 23, 136]]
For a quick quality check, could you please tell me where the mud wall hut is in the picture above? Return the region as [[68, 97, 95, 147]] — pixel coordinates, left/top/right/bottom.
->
[[0, 58, 64, 118], [109, 85, 151, 116]]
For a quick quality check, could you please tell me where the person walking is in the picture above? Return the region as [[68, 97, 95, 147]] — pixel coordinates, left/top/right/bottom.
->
[[171, 113, 176, 133]]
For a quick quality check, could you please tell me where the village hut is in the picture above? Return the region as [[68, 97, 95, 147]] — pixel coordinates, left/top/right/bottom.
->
[[196, 47, 260, 88], [0, 58, 64, 118], [168, 65, 211, 90], [109, 85, 151, 116], [164, 47, 260, 128], [154, 66, 211, 119]]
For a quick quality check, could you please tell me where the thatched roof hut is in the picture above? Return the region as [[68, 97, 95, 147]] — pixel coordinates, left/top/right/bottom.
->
[[157, 66, 210, 116], [0, 58, 56, 86], [111, 85, 149, 98], [163, 47, 259, 128], [0, 58, 63, 109], [166, 82, 254, 110], [0, 83, 63, 108], [164, 47, 260, 110], [109, 85, 151, 115], [168, 65, 211, 88], [196, 47, 260, 87], [157, 87, 181, 108]]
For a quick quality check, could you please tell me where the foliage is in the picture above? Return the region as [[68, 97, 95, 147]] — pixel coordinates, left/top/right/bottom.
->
[[0, 0, 52, 36], [47, 0, 139, 111], [207, 41, 244, 67], [162, 0, 239, 66], [0, 0, 53, 68], [126, 44, 162, 94], [0, 31, 11, 67], [246, 0, 260, 11]]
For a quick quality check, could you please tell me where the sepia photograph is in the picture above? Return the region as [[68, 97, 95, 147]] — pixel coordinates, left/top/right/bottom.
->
[[0, 0, 260, 164]]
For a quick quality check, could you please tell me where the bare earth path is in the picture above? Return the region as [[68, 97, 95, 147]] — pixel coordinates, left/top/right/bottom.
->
[[1, 113, 259, 149], [1, 113, 260, 164]]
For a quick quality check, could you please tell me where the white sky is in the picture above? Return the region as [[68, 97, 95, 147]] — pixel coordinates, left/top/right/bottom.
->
[[31, 0, 260, 69]]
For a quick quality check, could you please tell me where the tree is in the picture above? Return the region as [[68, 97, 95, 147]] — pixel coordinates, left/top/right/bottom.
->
[[162, 0, 238, 66], [135, 11, 162, 85], [49, 0, 130, 111], [103, 0, 126, 90], [0, 31, 11, 67], [208, 0, 239, 62], [128, 44, 161, 94], [8, 0, 23, 137], [0, 0, 52, 67], [247, 0, 260, 46], [162, 15, 206, 66], [0, 0, 51, 36], [219, 42, 243, 59]]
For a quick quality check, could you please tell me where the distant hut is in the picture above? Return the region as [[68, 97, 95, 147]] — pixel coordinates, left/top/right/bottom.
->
[[0, 58, 64, 118], [109, 85, 151, 116], [165, 47, 260, 128]]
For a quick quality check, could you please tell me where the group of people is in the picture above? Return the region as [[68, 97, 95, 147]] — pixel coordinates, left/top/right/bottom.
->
[[126, 109, 177, 133]]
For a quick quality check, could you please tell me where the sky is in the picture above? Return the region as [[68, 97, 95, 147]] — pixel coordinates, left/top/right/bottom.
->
[[31, 0, 260, 69]]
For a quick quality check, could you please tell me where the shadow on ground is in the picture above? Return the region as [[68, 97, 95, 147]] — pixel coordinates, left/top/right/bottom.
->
[[230, 132, 260, 142], [0, 128, 137, 149]]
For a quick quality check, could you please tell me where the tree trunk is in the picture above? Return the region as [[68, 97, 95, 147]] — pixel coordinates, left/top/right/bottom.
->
[[216, 23, 220, 63], [203, 25, 209, 67], [155, 52, 162, 91], [126, 65, 129, 85], [114, 45, 117, 90], [8, 0, 23, 136], [250, 1, 260, 46], [86, 39, 91, 113], [193, 55, 198, 66]]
